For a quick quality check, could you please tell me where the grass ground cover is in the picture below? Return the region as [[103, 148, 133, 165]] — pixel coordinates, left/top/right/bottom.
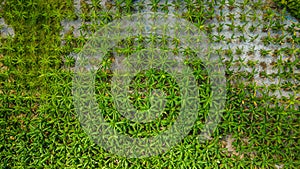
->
[[0, 0, 299, 168]]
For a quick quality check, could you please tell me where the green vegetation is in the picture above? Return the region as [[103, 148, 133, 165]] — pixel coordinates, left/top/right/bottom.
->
[[0, 0, 299, 168], [273, 0, 300, 19]]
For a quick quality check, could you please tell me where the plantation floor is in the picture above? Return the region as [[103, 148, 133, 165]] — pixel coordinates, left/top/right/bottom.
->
[[0, 0, 299, 168]]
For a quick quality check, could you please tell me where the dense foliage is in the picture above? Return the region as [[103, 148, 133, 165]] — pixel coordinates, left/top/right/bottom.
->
[[0, 0, 299, 168], [274, 0, 300, 19]]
